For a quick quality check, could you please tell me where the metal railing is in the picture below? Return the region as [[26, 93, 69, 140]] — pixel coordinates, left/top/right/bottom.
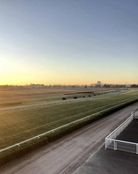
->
[[105, 110, 138, 154]]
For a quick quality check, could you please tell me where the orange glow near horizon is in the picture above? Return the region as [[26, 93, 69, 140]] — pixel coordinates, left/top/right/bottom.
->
[[0, 1, 138, 86], [0, 58, 137, 86]]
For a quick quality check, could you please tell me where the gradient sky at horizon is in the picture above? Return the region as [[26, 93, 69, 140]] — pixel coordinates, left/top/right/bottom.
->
[[0, 0, 138, 85]]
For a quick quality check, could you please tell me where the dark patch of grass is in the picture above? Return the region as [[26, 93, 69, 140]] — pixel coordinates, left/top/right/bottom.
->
[[62, 97, 66, 100]]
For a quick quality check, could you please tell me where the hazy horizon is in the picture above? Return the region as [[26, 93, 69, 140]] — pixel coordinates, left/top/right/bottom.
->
[[0, 0, 138, 85]]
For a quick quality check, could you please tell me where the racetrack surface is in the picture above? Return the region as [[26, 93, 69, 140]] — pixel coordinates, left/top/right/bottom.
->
[[1, 103, 138, 174]]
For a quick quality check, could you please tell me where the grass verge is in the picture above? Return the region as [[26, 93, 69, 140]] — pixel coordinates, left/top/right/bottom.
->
[[0, 98, 137, 165]]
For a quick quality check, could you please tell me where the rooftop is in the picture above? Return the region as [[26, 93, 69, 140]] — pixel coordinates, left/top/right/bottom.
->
[[76, 147, 138, 174], [117, 119, 138, 143]]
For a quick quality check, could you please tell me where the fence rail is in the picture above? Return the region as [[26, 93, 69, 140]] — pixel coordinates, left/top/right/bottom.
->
[[105, 110, 138, 154]]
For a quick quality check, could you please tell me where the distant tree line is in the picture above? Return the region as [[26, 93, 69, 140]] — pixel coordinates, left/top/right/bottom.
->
[[0, 84, 138, 89]]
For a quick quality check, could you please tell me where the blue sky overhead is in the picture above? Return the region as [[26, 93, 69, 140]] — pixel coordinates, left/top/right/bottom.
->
[[0, 0, 138, 85]]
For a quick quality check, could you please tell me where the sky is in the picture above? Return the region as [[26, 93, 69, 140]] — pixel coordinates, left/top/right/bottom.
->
[[0, 0, 138, 85]]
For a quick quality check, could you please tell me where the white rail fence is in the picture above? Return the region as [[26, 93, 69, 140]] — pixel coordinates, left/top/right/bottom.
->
[[105, 110, 138, 154]]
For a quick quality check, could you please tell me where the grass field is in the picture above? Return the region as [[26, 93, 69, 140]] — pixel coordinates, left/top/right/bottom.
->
[[0, 86, 122, 106], [0, 87, 138, 149]]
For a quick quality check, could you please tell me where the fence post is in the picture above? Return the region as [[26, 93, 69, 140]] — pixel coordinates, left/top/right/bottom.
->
[[136, 144, 138, 154], [114, 140, 117, 150], [105, 138, 108, 150], [133, 112, 135, 119]]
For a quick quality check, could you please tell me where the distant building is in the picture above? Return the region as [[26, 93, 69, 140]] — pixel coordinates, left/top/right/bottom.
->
[[96, 81, 102, 87]]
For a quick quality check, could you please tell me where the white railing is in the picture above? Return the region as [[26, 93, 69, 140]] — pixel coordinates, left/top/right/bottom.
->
[[105, 110, 138, 154], [134, 109, 138, 119]]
